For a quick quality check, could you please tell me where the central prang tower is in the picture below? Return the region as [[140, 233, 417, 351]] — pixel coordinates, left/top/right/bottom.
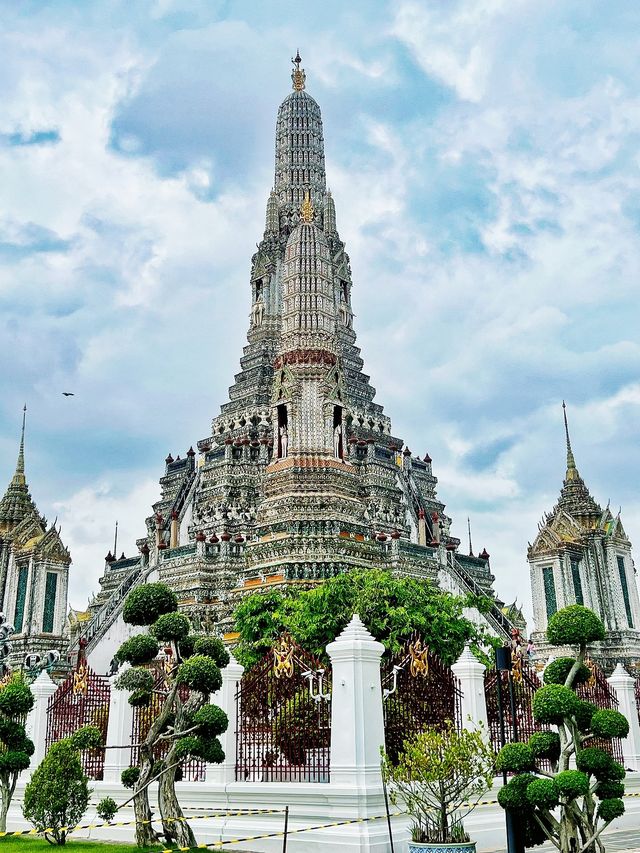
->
[[83, 57, 512, 660]]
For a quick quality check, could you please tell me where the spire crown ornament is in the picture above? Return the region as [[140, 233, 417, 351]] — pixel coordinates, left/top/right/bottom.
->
[[291, 50, 306, 91]]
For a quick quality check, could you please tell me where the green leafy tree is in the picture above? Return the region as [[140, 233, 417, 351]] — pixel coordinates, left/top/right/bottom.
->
[[0, 674, 34, 831], [496, 605, 628, 852], [382, 722, 495, 844], [23, 725, 100, 845], [112, 582, 228, 848], [234, 569, 495, 668]]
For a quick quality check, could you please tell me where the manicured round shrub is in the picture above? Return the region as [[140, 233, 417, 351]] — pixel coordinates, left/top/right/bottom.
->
[[496, 743, 535, 773], [0, 681, 35, 715], [497, 774, 536, 810], [600, 761, 625, 782], [150, 612, 191, 642], [128, 689, 152, 707], [123, 583, 178, 626], [528, 731, 561, 761], [555, 770, 589, 800], [0, 750, 30, 773], [116, 634, 159, 665], [590, 709, 629, 739], [0, 717, 26, 747], [192, 736, 224, 764], [121, 766, 140, 789], [532, 684, 579, 723], [178, 634, 196, 659], [574, 700, 597, 732], [115, 667, 154, 693], [193, 704, 228, 737], [595, 780, 624, 800], [97, 797, 117, 822], [175, 736, 199, 759], [193, 636, 230, 667], [576, 747, 614, 778], [20, 737, 35, 757], [546, 605, 605, 646], [598, 798, 625, 822], [526, 778, 559, 810], [543, 657, 591, 687], [70, 726, 102, 750], [177, 656, 222, 694]]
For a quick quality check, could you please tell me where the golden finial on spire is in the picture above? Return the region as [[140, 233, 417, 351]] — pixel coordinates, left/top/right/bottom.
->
[[291, 50, 306, 91], [301, 189, 314, 223]]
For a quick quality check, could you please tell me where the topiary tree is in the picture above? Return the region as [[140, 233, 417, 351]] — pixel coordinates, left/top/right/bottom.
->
[[0, 673, 35, 831], [496, 605, 628, 852], [107, 583, 228, 848], [23, 725, 101, 845]]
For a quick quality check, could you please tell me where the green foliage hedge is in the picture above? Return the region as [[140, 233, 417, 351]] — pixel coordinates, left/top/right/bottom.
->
[[116, 634, 158, 666], [497, 773, 536, 810], [595, 780, 624, 800], [526, 778, 559, 810], [120, 766, 140, 789], [115, 667, 154, 693], [177, 656, 222, 694], [193, 636, 230, 667], [532, 684, 579, 723], [543, 657, 591, 687], [0, 681, 35, 715], [546, 605, 605, 646], [555, 770, 589, 799], [598, 798, 625, 822], [590, 709, 629, 739], [123, 583, 178, 626], [192, 704, 228, 737], [70, 726, 103, 751], [574, 700, 597, 732], [495, 743, 535, 773], [150, 612, 191, 642], [528, 731, 561, 761]]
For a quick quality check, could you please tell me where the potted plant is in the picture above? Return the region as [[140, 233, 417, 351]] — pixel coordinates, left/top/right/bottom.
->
[[382, 722, 494, 853]]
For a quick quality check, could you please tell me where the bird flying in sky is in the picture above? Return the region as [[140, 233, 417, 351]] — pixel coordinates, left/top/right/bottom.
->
[[62, 392, 74, 397]]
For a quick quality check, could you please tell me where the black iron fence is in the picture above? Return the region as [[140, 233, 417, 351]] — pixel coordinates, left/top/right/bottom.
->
[[382, 636, 462, 763], [235, 635, 331, 782]]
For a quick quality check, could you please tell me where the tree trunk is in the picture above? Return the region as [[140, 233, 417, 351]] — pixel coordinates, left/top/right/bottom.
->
[[0, 778, 9, 833], [559, 811, 580, 853], [133, 750, 161, 847], [158, 751, 196, 849]]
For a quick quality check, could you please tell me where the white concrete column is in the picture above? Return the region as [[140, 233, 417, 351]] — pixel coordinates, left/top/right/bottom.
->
[[103, 665, 134, 783], [206, 654, 243, 783], [327, 613, 385, 788], [607, 662, 640, 770], [452, 645, 488, 731], [24, 670, 58, 775]]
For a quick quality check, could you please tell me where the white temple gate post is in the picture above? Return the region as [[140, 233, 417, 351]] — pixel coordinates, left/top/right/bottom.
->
[[607, 663, 640, 770], [451, 645, 489, 731], [24, 670, 58, 776], [326, 613, 385, 788], [207, 653, 243, 783], [103, 665, 134, 783]]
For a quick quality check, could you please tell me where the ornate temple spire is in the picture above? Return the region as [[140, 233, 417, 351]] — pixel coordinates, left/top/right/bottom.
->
[[274, 53, 326, 213], [0, 405, 38, 533], [562, 400, 577, 481], [265, 190, 279, 234], [291, 50, 306, 91], [324, 190, 337, 233]]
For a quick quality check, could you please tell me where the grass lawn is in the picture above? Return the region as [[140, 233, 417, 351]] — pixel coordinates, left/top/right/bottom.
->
[[0, 840, 162, 852]]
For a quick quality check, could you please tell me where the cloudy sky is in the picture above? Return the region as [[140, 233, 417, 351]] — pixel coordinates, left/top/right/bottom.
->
[[1, 0, 639, 626]]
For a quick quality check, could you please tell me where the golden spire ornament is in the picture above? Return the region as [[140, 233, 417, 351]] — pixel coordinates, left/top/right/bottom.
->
[[301, 189, 314, 223], [291, 50, 306, 91]]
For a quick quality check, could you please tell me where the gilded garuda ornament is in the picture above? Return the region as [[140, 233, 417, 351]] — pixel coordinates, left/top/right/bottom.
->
[[409, 638, 429, 678], [73, 661, 88, 696], [273, 637, 294, 678]]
